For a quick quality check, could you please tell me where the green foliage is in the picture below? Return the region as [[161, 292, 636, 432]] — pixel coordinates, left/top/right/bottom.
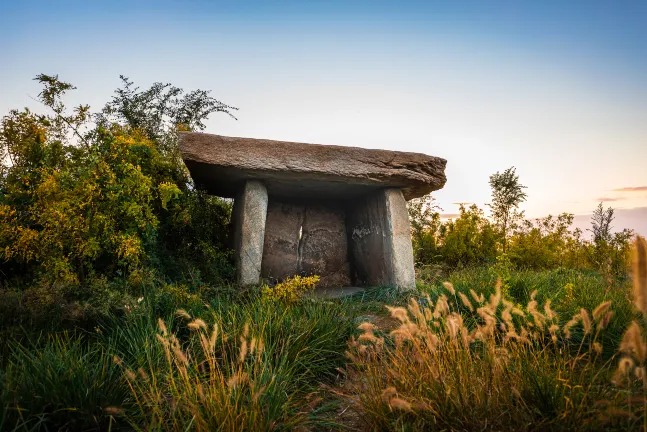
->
[[488, 166, 528, 251], [408, 194, 443, 264], [409, 188, 632, 276], [408, 202, 499, 268], [0, 74, 237, 327], [587, 203, 634, 276], [0, 290, 357, 431], [261, 274, 321, 303], [508, 213, 585, 269], [1, 333, 128, 430], [439, 204, 499, 266]]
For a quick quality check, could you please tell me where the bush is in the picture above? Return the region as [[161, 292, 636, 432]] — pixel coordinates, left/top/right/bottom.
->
[[0, 75, 236, 328], [261, 274, 320, 303]]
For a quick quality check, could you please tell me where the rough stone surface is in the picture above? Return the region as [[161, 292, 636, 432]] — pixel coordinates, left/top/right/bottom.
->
[[179, 132, 447, 200], [384, 189, 417, 290], [347, 189, 416, 291], [261, 199, 351, 288], [233, 180, 268, 286]]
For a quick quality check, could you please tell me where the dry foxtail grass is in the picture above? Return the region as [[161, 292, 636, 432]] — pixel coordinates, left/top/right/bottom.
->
[[112, 312, 305, 432], [340, 279, 632, 430], [613, 236, 647, 390]]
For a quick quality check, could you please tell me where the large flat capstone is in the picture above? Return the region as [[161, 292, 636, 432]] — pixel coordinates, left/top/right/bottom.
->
[[179, 132, 447, 200]]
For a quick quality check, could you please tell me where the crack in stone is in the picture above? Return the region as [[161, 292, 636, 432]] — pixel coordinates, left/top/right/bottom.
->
[[296, 208, 307, 274]]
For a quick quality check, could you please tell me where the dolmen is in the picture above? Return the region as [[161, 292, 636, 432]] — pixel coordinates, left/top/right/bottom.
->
[[179, 132, 447, 291]]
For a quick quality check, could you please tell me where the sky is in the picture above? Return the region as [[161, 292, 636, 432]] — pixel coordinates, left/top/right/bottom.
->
[[2, 0, 646, 235]]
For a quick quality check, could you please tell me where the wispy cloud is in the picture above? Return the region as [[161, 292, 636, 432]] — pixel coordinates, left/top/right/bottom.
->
[[597, 196, 625, 202], [612, 186, 647, 192], [439, 213, 461, 219]]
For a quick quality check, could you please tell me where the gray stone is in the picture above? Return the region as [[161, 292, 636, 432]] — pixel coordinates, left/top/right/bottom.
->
[[261, 199, 351, 288], [180, 133, 447, 292], [384, 189, 417, 290], [233, 180, 268, 286], [179, 132, 446, 200], [347, 189, 416, 291]]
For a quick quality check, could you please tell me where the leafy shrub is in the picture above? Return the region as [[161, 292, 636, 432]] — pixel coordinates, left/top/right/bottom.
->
[[408, 201, 499, 267], [261, 275, 320, 303], [0, 75, 236, 327]]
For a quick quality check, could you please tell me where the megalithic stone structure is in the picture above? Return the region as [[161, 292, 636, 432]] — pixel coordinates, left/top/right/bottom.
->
[[178, 132, 447, 292]]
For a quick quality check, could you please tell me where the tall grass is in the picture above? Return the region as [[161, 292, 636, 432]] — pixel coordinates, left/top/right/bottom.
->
[[0, 292, 356, 430], [340, 274, 645, 431], [1, 333, 128, 431], [1, 249, 645, 430], [114, 297, 356, 430], [434, 265, 636, 352]]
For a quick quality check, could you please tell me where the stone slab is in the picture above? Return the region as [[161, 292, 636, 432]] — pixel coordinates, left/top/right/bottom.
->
[[347, 188, 416, 291], [233, 180, 268, 286], [261, 199, 351, 288], [384, 189, 417, 290], [179, 132, 447, 200]]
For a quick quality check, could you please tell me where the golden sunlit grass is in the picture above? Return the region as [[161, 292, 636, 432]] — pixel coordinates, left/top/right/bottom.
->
[[613, 236, 647, 392], [337, 237, 647, 431], [114, 315, 272, 431], [2, 242, 645, 431]]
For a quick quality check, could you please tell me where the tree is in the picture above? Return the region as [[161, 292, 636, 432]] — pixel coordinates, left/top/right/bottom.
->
[[588, 202, 633, 275], [589, 202, 614, 244], [407, 194, 442, 265], [488, 166, 528, 252], [0, 74, 238, 325]]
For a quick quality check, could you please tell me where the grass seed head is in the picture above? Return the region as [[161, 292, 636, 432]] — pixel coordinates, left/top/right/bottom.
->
[[470, 289, 485, 304], [387, 306, 410, 322], [389, 398, 413, 412], [620, 321, 646, 363], [632, 236, 647, 315], [157, 318, 168, 336], [358, 322, 377, 332], [175, 309, 191, 320], [188, 318, 207, 331], [580, 309, 592, 334], [443, 281, 456, 295], [592, 301, 612, 322], [459, 292, 474, 312], [239, 338, 248, 363], [381, 386, 397, 401]]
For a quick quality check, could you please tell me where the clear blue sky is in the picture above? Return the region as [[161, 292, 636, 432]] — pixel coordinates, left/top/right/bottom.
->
[[2, 1, 646, 235]]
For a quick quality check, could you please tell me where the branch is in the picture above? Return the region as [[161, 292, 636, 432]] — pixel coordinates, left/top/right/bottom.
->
[[28, 94, 92, 150]]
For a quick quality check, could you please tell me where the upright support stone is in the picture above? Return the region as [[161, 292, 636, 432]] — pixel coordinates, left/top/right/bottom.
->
[[383, 189, 416, 290], [233, 180, 268, 286], [348, 188, 416, 291]]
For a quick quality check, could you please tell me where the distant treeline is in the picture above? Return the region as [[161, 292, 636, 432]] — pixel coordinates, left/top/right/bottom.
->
[[408, 169, 633, 276]]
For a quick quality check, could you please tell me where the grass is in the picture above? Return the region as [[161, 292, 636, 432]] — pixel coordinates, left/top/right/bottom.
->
[[1, 258, 646, 431]]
